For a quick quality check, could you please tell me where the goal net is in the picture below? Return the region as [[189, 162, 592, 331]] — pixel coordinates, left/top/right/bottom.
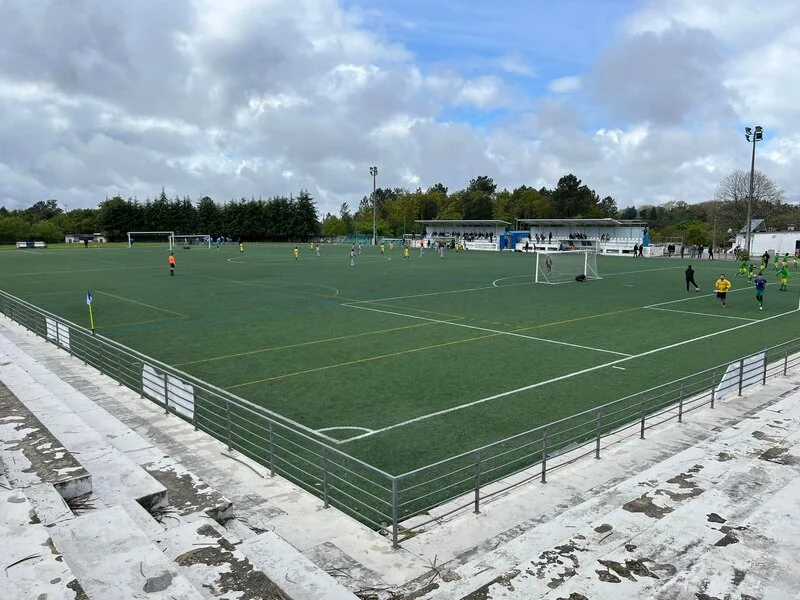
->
[[128, 231, 175, 249], [535, 249, 600, 284], [170, 234, 211, 249]]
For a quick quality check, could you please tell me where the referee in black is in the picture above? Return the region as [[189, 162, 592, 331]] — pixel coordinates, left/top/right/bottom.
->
[[685, 265, 699, 292]]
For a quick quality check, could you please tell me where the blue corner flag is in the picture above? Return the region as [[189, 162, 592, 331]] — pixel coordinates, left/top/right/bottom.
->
[[86, 291, 95, 333]]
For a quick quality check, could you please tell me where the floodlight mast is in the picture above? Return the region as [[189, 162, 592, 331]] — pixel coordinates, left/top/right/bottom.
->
[[369, 166, 378, 245], [744, 125, 763, 256]]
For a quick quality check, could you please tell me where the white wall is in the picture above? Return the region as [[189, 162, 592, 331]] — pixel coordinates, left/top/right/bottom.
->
[[736, 232, 800, 257]]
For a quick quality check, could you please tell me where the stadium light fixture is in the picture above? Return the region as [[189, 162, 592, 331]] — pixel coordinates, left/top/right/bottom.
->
[[744, 126, 764, 256], [369, 166, 378, 245]]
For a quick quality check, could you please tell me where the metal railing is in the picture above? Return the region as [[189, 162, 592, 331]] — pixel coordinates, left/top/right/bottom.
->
[[2, 288, 799, 548]]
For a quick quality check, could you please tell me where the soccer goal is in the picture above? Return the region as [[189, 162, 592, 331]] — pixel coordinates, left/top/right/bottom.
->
[[535, 249, 601, 284], [127, 231, 175, 249], [170, 234, 211, 249]]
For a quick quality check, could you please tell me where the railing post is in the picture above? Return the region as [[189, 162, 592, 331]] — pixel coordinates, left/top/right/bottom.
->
[[163, 373, 169, 415], [322, 448, 330, 509], [710, 367, 716, 409], [737, 359, 744, 396], [541, 428, 548, 484], [678, 381, 684, 423], [595, 409, 602, 459], [225, 399, 232, 451], [784, 347, 789, 376], [268, 421, 275, 476], [640, 400, 646, 439], [116, 352, 122, 385], [762, 352, 768, 385], [473, 452, 481, 514], [98, 339, 104, 375], [391, 478, 399, 549], [55, 321, 61, 348]]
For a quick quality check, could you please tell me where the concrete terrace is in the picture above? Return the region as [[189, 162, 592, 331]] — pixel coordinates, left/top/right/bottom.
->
[[1, 313, 799, 600]]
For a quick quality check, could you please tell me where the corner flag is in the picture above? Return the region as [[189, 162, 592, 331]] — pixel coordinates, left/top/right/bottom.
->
[[86, 291, 95, 333]]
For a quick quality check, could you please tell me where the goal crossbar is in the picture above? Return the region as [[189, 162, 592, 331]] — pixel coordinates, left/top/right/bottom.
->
[[128, 231, 175, 249]]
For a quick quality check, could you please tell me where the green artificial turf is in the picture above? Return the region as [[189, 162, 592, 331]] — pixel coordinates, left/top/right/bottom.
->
[[3, 242, 799, 483]]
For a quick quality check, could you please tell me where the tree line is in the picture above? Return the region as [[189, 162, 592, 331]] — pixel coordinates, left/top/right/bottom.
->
[[0, 170, 793, 246]]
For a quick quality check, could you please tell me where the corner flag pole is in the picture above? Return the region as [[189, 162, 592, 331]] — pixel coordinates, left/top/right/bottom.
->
[[86, 291, 95, 334]]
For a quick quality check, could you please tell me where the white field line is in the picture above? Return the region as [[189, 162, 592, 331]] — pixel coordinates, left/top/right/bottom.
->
[[344, 285, 498, 305], [345, 304, 632, 357], [350, 265, 686, 304], [337, 303, 799, 444], [645, 306, 758, 322], [316, 426, 373, 433]]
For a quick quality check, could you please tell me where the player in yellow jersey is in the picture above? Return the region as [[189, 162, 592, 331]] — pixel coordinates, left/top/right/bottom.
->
[[380, 243, 385, 255], [294, 246, 299, 260], [715, 274, 731, 308], [777, 266, 790, 291], [403, 246, 409, 260]]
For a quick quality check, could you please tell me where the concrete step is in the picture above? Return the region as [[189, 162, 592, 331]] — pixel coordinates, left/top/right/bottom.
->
[[4, 345, 233, 523], [239, 530, 362, 600], [0, 361, 168, 511], [0, 487, 86, 600], [156, 516, 298, 599], [0, 381, 92, 500], [424, 390, 800, 600], [24, 482, 74, 526], [50, 504, 206, 600]]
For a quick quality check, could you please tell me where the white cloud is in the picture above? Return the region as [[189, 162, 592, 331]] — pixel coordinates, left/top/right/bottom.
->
[[498, 56, 535, 77], [548, 76, 581, 94], [0, 0, 798, 217]]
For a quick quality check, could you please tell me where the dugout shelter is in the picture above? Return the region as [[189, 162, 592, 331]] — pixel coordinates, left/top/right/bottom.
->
[[415, 220, 511, 251], [516, 218, 652, 256]]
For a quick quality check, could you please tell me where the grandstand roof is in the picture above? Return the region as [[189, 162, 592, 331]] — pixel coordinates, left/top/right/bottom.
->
[[517, 218, 647, 227], [415, 219, 510, 226]]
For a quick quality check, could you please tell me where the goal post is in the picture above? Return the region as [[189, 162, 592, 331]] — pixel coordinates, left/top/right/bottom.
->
[[127, 231, 175, 250], [170, 234, 211, 249], [535, 248, 601, 284]]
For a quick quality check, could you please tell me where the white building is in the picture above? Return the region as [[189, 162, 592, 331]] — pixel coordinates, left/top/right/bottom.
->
[[65, 233, 107, 243], [735, 219, 799, 258]]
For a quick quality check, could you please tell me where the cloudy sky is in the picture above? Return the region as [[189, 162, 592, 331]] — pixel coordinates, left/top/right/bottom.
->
[[0, 0, 798, 216]]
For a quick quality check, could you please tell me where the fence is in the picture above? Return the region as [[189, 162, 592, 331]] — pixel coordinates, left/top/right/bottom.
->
[[2, 288, 799, 548]]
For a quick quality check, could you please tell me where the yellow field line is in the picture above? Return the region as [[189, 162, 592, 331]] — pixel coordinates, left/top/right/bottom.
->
[[514, 307, 643, 331], [94, 290, 188, 317], [367, 302, 469, 320], [0, 266, 158, 277], [98, 318, 180, 329], [227, 332, 498, 389], [174, 321, 453, 366], [189, 272, 348, 301]]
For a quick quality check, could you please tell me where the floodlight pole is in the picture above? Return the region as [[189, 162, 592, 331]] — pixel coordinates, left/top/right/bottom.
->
[[369, 166, 378, 245], [744, 126, 763, 256]]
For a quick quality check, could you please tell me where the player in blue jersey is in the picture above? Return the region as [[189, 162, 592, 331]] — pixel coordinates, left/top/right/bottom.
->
[[753, 271, 767, 310]]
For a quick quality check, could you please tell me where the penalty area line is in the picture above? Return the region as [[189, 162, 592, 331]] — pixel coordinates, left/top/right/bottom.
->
[[337, 304, 800, 444], [645, 306, 757, 322], [345, 304, 632, 357]]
